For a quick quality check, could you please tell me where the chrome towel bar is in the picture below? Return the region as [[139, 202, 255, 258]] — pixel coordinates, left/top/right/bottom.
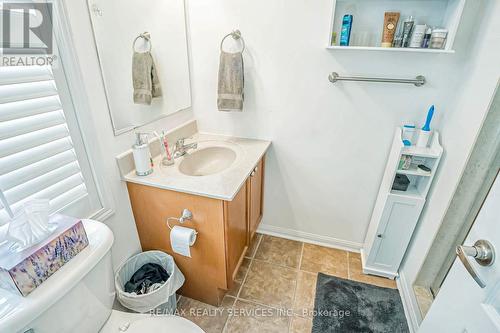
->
[[328, 72, 426, 87]]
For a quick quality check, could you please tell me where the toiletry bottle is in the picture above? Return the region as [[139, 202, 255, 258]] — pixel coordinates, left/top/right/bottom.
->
[[331, 32, 338, 46], [340, 14, 353, 46], [429, 29, 448, 49], [422, 27, 432, 48], [401, 16, 415, 48], [392, 20, 404, 48], [132, 132, 154, 176], [381, 12, 400, 48], [409, 24, 427, 48]]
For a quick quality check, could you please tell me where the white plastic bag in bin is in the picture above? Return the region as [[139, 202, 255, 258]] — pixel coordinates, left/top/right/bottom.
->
[[115, 250, 185, 313]]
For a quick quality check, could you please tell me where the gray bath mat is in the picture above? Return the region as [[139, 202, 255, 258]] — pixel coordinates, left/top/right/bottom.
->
[[312, 273, 409, 333]]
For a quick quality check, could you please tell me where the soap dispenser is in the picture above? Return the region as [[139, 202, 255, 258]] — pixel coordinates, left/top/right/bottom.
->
[[132, 132, 153, 176]]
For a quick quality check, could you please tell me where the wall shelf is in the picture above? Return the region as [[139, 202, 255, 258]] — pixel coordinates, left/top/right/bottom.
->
[[326, 46, 455, 54], [328, 0, 466, 53]]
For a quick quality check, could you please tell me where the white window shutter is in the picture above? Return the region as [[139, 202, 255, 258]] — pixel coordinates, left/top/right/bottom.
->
[[0, 66, 96, 225]]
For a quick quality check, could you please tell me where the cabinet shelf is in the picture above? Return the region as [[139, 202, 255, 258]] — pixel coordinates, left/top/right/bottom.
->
[[396, 165, 432, 177], [390, 185, 423, 198], [402, 145, 441, 159]]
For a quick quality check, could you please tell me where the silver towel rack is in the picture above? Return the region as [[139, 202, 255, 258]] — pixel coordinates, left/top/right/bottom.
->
[[328, 72, 426, 87], [220, 29, 245, 53]]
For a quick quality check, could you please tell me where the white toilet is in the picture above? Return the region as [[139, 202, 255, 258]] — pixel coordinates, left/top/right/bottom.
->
[[0, 219, 204, 333]]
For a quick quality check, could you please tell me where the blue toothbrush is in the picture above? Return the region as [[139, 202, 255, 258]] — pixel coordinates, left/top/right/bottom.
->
[[422, 105, 435, 131]]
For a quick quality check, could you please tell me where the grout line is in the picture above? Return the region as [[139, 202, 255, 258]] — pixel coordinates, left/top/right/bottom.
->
[[347, 251, 351, 280], [235, 295, 286, 311], [235, 257, 253, 300], [251, 257, 300, 271], [288, 242, 304, 332], [298, 242, 305, 271], [253, 234, 263, 256], [224, 257, 255, 333]]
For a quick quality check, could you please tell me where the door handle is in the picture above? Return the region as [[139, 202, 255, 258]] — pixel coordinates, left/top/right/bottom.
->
[[456, 240, 495, 288]]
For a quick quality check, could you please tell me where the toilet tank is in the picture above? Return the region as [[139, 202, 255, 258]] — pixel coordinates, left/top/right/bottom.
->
[[0, 219, 115, 333]]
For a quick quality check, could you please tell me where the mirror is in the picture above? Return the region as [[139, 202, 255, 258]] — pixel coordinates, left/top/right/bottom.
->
[[87, 0, 191, 135]]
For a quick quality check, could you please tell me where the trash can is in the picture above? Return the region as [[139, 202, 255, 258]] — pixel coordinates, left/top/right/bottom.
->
[[115, 250, 185, 313]]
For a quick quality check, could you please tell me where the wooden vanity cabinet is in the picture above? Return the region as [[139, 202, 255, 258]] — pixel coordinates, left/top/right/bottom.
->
[[248, 158, 264, 242], [126, 156, 265, 306]]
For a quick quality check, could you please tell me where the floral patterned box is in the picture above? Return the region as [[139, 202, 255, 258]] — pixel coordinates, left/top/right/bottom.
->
[[0, 214, 88, 296]]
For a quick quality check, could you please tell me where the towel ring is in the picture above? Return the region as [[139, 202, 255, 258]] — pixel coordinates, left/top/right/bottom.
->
[[220, 29, 245, 53], [133, 32, 152, 52]]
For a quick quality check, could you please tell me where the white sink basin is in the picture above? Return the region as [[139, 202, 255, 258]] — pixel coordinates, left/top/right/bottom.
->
[[179, 146, 237, 176]]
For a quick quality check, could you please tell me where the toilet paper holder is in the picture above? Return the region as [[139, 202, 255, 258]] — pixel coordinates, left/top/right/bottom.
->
[[166, 209, 198, 235]]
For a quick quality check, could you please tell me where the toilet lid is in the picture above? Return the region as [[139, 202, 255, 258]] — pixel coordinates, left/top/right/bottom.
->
[[100, 311, 205, 333]]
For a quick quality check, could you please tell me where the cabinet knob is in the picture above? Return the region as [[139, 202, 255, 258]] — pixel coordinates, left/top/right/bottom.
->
[[377, 234, 383, 238], [251, 171, 256, 177]]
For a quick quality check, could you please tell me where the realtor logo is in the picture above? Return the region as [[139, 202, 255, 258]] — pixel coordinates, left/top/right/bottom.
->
[[1, 2, 53, 55]]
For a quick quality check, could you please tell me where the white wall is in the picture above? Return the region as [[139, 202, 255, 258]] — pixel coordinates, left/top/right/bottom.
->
[[399, 0, 500, 326], [63, 0, 195, 268], [186, 0, 487, 248]]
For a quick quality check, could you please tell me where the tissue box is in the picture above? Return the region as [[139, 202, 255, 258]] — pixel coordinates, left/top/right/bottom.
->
[[0, 214, 89, 296]]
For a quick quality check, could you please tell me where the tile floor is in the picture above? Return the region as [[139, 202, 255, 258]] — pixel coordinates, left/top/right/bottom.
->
[[177, 233, 397, 333]]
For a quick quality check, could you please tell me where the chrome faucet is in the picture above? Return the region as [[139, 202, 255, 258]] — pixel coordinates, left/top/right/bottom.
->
[[173, 138, 197, 158]]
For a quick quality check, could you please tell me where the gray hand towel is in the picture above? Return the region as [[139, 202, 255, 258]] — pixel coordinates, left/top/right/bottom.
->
[[217, 51, 244, 111], [132, 51, 162, 105]]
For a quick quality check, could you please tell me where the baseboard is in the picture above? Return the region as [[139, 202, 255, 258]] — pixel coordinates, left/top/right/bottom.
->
[[257, 224, 363, 253], [396, 271, 421, 333]]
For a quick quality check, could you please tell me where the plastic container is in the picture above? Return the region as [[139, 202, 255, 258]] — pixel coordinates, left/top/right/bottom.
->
[[392, 174, 410, 191], [115, 251, 185, 313], [416, 129, 431, 148], [429, 29, 448, 49], [402, 123, 416, 146]]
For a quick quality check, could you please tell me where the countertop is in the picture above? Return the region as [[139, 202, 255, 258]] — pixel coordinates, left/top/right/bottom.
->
[[121, 133, 271, 201]]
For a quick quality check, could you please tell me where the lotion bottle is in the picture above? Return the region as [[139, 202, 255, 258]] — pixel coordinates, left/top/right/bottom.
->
[[132, 132, 153, 176]]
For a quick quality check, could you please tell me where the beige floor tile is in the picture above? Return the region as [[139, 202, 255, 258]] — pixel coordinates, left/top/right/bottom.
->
[[235, 258, 251, 283], [239, 260, 297, 308], [348, 252, 397, 289], [414, 285, 434, 317], [227, 280, 242, 297], [290, 315, 313, 333], [255, 235, 302, 268], [245, 234, 262, 258], [300, 243, 348, 278], [177, 297, 229, 333], [293, 271, 317, 317], [221, 295, 236, 308], [224, 300, 290, 333]]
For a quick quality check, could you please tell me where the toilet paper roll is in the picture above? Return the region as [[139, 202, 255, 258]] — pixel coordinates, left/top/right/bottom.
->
[[170, 225, 197, 258]]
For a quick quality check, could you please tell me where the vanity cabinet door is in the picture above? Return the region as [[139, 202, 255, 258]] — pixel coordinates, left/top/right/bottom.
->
[[224, 182, 248, 284], [248, 157, 264, 241]]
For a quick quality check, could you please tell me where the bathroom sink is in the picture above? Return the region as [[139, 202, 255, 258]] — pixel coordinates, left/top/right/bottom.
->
[[179, 146, 237, 176]]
